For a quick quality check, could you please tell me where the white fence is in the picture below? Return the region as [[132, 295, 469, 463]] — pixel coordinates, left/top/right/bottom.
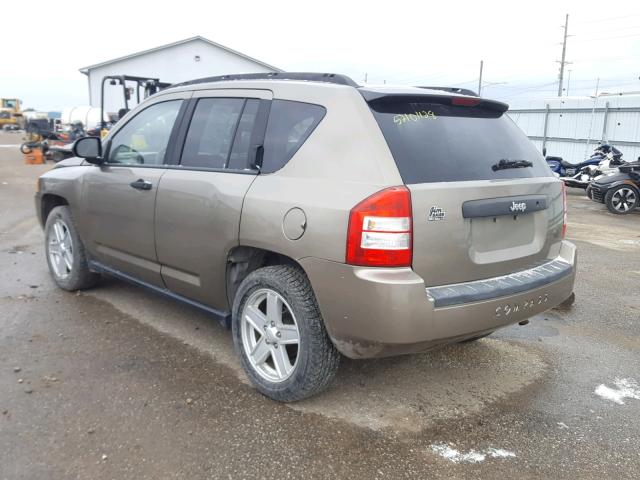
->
[[508, 94, 640, 164]]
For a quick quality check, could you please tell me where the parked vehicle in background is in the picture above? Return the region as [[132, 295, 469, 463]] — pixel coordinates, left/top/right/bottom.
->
[[566, 147, 627, 190], [583, 154, 628, 197], [35, 73, 577, 401], [546, 144, 621, 188], [22, 121, 88, 163], [0, 98, 23, 129], [589, 160, 640, 214]]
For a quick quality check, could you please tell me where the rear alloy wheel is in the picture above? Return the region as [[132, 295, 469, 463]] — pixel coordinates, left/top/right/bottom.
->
[[240, 288, 301, 383], [605, 185, 638, 215], [232, 265, 340, 402]]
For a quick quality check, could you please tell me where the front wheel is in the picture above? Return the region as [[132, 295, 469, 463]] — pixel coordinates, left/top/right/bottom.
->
[[232, 265, 340, 402], [604, 185, 639, 215], [44, 206, 99, 290]]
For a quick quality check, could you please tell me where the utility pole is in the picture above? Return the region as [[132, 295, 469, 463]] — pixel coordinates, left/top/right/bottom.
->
[[557, 14, 570, 97], [585, 77, 601, 157], [566, 69, 572, 96], [364, 73, 368, 83], [478, 60, 484, 96]]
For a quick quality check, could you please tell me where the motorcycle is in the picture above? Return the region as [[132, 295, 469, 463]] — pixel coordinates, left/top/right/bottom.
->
[[545, 144, 623, 189], [565, 150, 627, 189]]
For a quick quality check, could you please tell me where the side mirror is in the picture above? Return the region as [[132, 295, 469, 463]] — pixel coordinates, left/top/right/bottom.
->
[[72, 136, 104, 164], [542, 147, 547, 157]]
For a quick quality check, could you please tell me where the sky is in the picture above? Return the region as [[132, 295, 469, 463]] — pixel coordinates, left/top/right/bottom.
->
[[1, 0, 639, 111]]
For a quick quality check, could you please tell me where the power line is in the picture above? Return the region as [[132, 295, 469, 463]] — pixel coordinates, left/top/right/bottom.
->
[[573, 13, 640, 24], [492, 82, 559, 99], [571, 32, 640, 42]]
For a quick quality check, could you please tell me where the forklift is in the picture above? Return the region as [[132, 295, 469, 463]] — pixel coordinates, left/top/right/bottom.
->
[[100, 75, 171, 137], [20, 75, 171, 164]]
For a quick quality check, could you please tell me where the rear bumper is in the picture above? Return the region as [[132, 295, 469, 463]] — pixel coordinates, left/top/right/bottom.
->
[[300, 240, 577, 359]]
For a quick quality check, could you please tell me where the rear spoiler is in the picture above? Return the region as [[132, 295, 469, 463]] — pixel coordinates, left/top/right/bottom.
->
[[360, 90, 509, 114], [416, 86, 478, 97]]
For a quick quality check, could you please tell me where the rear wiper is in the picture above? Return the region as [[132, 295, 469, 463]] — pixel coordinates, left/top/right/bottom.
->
[[492, 159, 533, 171]]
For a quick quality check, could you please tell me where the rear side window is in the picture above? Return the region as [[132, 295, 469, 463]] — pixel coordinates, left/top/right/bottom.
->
[[181, 98, 245, 169], [261, 100, 326, 173], [369, 100, 551, 184]]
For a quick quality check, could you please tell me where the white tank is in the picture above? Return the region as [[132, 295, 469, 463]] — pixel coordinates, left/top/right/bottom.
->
[[60, 106, 108, 130], [22, 111, 49, 120]]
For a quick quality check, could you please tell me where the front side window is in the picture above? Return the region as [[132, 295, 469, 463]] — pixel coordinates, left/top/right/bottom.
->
[[181, 98, 247, 169], [108, 100, 182, 166], [261, 100, 326, 173]]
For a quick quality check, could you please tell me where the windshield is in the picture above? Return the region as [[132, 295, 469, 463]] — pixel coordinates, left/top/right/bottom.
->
[[369, 100, 551, 184]]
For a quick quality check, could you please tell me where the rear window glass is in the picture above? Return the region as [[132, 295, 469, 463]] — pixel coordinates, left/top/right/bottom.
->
[[369, 100, 551, 184], [261, 100, 326, 173]]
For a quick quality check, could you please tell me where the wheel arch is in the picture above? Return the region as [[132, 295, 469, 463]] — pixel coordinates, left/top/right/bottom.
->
[[609, 179, 640, 192], [40, 193, 69, 227], [225, 246, 306, 315]]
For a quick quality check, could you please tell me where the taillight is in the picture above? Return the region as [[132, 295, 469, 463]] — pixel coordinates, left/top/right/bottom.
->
[[346, 186, 412, 267], [561, 182, 568, 238]]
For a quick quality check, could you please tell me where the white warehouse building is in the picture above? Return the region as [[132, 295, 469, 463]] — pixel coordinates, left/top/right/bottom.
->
[[79, 36, 280, 115]]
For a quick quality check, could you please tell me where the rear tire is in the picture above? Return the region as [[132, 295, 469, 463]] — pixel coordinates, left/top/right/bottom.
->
[[44, 206, 99, 291], [232, 265, 340, 402], [604, 185, 639, 214]]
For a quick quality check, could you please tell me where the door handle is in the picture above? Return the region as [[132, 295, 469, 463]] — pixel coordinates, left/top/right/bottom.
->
[[130, 179, 152, 190]]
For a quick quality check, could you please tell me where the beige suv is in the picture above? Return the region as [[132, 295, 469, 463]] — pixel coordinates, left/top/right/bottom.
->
[[36, 73, 577, 401]]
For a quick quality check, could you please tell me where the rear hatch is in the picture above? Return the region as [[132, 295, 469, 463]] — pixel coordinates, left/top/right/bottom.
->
[[365, 91, 563, 287]]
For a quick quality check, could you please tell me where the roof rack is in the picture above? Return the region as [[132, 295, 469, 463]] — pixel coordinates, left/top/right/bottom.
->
[[416, 86, 479, 97], [171, 72, 359, 88]]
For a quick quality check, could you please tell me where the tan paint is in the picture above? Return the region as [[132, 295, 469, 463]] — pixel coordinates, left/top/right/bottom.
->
[[37, 78, 578, 359]]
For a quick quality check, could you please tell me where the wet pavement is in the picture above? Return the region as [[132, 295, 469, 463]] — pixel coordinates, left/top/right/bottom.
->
[[1, 131, 639, 479]]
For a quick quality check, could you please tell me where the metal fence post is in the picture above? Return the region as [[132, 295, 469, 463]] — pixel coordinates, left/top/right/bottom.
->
[[542, 104, 550, 153], [601, 101, 610, 143]]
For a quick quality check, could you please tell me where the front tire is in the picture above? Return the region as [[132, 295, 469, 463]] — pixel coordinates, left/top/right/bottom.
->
[[232, 265, 340, 402], [44, 206, 99, 290], [605, 185, 638, 214]]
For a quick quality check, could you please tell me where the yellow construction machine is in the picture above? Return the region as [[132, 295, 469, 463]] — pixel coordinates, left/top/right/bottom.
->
[[0, 98, 23, 129]]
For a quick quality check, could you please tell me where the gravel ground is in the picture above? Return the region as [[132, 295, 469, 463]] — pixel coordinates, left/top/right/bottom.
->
[[1, 131, 639, 479]]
